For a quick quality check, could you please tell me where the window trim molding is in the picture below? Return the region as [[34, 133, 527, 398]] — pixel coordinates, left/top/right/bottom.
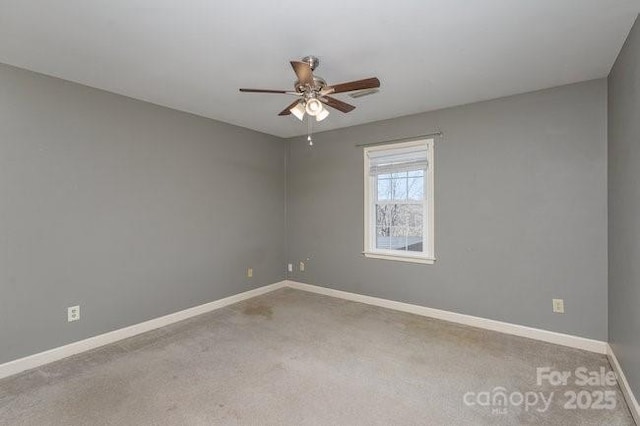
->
[[363, 138, 435, 264]]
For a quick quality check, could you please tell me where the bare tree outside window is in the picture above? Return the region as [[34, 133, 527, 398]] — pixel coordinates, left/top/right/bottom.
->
[[375, 170, 424, 252]]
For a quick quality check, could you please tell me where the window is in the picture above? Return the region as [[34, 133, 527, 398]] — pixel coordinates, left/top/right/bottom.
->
[[363, 139, 435, 264]]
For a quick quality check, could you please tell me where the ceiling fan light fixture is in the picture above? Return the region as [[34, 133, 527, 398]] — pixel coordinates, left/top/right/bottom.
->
[[305, 98, 323, 116], [290, 102, 306, 121], [316, 107, 329, 122]]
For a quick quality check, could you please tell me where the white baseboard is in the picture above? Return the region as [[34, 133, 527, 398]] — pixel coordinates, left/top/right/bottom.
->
[[285, 280, 609, 354], [0, 281, 288, 380], [607, 344, 640, 424], [0, 279, 614, 383]]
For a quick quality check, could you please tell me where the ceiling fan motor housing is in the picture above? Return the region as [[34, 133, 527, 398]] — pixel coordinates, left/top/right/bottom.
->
[[295, 76, 326, 94]]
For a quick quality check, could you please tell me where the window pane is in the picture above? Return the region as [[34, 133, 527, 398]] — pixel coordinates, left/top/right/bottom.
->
[[407, 177, 424, 200], [388, 204, 407, 227], [407, 236, 423, 252], [376, 226, 391, 250], [407, 203, 423, 252], [406, 204, 423, 227], [407, 226, 423, 238], [408, 170, 424, 178], [391, 171, 408, 179], [377, 178, 391, 201], [376, 204, 390, 228], [388, 226, 407, 251], [391, 178, 407, 200], [375, 204, 424, 252]]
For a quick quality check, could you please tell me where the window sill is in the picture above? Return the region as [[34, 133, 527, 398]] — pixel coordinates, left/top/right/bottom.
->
[[362, 251, 436, 264]]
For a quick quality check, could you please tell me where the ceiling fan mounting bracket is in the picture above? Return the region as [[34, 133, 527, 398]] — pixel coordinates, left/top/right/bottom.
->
[[301, 55, 320, 71]]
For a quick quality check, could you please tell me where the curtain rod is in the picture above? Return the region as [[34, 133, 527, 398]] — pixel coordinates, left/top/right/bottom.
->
[[355, 132, 443, 148]]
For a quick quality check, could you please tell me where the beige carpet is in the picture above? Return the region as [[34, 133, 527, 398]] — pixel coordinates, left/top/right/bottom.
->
[[0, 288, 635, 425]]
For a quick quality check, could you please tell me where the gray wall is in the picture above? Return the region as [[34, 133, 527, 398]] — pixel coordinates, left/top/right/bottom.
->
[[287, 79, 608, 341], [0, 63, 285, 364], [0, 58, 615, 365], [609, 15, 640, 398]]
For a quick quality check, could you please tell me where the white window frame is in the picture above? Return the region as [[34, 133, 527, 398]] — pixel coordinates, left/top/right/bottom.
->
[[363, 138, 435, 264]]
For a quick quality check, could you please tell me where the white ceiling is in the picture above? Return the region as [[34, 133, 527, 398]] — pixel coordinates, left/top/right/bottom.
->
[[0, 1, 638, 138]]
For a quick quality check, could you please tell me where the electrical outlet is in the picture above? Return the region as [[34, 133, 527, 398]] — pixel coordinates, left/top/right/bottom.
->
[[247, 268, 253, 278], [299, 261, 305, 272], [552, 299, 565, 314], [68, 305, 80, 322], [287, 263, 293, 272]]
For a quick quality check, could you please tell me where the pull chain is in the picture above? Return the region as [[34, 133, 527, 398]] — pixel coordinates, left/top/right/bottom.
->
[[307, 115, 313, 146]]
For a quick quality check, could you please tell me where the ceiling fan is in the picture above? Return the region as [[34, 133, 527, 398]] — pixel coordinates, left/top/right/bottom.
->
[[239, 55, 380, 122]]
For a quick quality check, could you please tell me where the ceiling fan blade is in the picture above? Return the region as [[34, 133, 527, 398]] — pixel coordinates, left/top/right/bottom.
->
[[320, 96, 356, 113], [323, 77, 380, 95], [290, 61, 314, 86], [349, 88, 380, 98], [278, 100, 302, 116], [239, 88, 299, 94]]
